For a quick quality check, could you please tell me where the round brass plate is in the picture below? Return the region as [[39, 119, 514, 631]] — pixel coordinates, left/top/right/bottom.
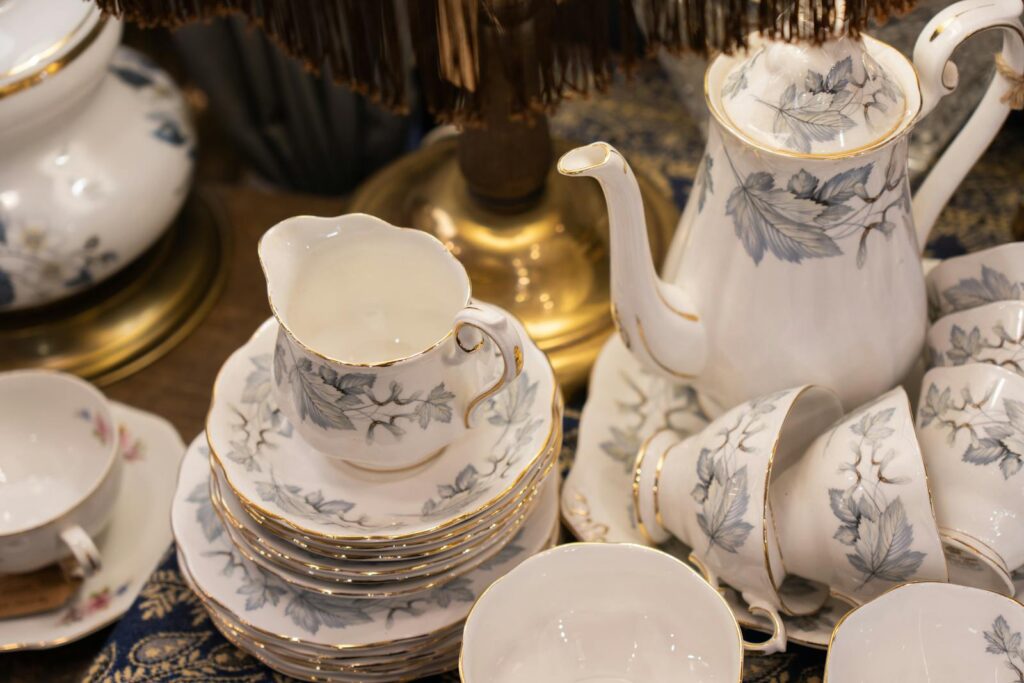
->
[[348, 138, 679, 395], [0, 191, 228, 385]]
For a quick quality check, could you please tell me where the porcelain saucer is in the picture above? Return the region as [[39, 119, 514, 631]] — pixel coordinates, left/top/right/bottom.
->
[[209, 448, 552, 573], [214, 411, 560, 558], [174, 433, 560, 648], [0, 402, 184, 651], [207, 318, 559, 544], [562, 336, 848, 648], [210, 458, 555, 596]]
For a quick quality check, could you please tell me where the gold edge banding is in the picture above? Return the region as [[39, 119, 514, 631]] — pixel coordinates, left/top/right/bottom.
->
[[204, 330, 562, 542], [822, 580, 1024, 682], [635, 316, 697, 380], [209, 465, 546, 579], [0, 14, 109, 100]]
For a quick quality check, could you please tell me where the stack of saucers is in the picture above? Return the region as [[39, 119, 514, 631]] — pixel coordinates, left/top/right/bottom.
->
[[171, 211, 563, 681]]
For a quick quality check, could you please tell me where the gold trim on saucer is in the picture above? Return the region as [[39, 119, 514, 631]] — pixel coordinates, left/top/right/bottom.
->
[[205, 336, 562, 541], [208, 466, 550, 586], [220, 414, 561, 552]]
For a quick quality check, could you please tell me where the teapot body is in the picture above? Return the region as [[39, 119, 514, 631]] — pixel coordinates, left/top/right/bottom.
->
[[667, 119, 926, 411]]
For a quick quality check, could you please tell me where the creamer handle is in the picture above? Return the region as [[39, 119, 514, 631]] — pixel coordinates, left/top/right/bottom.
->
[[911, 0, 1024, 250]]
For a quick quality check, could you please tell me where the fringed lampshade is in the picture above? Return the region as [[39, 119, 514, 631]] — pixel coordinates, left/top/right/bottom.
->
[[94, 0, 915, 390]]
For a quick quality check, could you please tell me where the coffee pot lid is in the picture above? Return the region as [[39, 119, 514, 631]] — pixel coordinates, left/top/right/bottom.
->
[[717, 32, 906, 156], [0, 0, 102, 90]]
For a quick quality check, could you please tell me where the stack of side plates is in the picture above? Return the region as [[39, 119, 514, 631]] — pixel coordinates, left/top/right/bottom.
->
[[171, 318, 562, 680]]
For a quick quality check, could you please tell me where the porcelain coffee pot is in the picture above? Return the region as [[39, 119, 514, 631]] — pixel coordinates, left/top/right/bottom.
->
[[559, 0, 1024, 413]]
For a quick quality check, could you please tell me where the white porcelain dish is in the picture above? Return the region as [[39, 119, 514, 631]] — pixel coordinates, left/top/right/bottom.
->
[[207, 317, 558, 543], [824, 582, 1024, 682], [460, 542, 743, 683], [0, 402, 184, 651], [0, 370, 121, 575]]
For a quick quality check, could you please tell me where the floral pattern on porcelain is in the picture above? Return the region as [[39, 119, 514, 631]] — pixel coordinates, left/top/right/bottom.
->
[[273, 334, 456, 442], [828, 404, 926, 587], [59, 584, 132, 626], [935, 266, 1024, 315], [599, 371, 708, 474], [919, 382, 1024, 480], [187, 481, 526, 636], [420, 374, 544, 517], [704, 136, 909, 267], [225, 352, 544, 529], [690, 391, 786, 554], [984, 616, 1024, 682], [723, 50, 902, 154], [0, 213, 118, 309], [931, 321, 1024, 376]]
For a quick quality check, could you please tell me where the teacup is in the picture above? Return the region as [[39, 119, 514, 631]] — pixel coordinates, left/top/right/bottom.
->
[[824, 582, 1024, 682], [634, 385, 843, 653], [459, 543, 743, 683], [0, 371, 122, 576], [259, 213, 526, 471], [772, 387, 947, 607], [928, 300, 1024, 377], [917, 363, 1024, 596], [927, 242, 1024, 319]]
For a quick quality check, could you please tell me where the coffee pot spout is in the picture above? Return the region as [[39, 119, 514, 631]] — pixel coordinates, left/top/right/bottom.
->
[[558, 142, 707, 381]]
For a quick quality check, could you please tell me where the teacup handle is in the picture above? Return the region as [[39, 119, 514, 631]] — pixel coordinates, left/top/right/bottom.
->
[[688, 552, 788, 655], [60, 526, 101, 579], [454, 301, 527, 428]]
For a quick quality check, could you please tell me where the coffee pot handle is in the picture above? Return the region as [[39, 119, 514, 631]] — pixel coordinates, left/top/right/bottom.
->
[[454, 302, 527, 428], [911, 0, 1024, 250]]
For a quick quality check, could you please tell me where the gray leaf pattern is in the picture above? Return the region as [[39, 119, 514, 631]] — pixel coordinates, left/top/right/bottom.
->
[[941, 266, 1024, 313], [939, 321, 1024, 375], [721, 140, 906, 267], [984, 615, 1024, 682], [276, 336, 454, 442], [919, 383, 1024, 480], [690, 393, 785, 553], [756, 55, 901, 153], [828, 404, 925, 588], [599, 374, 708, 474], [420, 372, 543, 518], [191, 482, 522, 636]]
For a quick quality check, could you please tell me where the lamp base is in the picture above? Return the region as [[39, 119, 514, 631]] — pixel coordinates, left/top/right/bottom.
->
[[0, 191, 227, 384], [348, 138, 678, 394]]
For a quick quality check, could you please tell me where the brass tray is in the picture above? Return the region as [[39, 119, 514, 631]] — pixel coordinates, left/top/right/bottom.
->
[[0, 191, 228, 384]]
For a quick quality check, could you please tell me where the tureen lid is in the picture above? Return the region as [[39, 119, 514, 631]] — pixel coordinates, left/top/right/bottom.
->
[[0, 0, 102, 90], [716, 32, 906, 156]]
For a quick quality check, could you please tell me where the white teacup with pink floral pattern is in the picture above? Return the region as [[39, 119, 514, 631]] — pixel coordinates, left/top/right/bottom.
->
[[0, 371, 122, 577]]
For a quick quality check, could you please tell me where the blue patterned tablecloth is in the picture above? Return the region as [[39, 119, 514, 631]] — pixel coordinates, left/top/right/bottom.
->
[[84, 64, 1023, 682]]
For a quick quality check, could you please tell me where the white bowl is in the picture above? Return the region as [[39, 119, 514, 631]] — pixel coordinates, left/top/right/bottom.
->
[[0, 370, 121, 575], [927, 242, 1024, 319], [460, 543, 743, 683], [825, 582, 1024, 682]]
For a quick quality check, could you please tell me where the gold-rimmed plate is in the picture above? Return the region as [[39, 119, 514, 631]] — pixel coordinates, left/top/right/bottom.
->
[[205, 316, 560, 543], [172, 433, 561, 649]]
